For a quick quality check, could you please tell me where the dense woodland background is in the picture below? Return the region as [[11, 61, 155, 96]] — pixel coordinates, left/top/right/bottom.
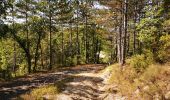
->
[[0, 0, 170, 99], [0, 0, 169, 79]]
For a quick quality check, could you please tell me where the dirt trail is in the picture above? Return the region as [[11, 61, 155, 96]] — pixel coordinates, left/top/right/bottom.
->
[[0, 64, 107, 100]]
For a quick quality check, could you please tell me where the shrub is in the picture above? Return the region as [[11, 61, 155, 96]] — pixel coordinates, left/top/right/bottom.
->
[[158, 34, 170, 63], [130, 54, 152, 73], [31, 85, 59, 99]]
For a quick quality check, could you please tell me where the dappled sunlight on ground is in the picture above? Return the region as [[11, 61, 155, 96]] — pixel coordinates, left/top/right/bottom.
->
[[0, 64, 107, 100]]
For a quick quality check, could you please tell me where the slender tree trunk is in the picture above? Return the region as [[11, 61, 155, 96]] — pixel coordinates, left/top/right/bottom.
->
[[46, 44, 49, 69], [24, 47, 31, 74], [12, 5, 16, 75], [33, 34, 41, 72], [110, 37, 114, 63], [118, 24, 122, 64], [61, 24, 64, 66], [85, 0, 89, 63], [96, 37, 99, 63], [121, 0, 128, 66], [137, 13, 142, 54], [40, 44, 44, 69], [97, 40, 101, 64], [85, 13, 89, 63], [69, 23, 73, 52], [133, 2, 137, 54], [26, 1, 31, 73], [93, 28, 96, 63], [83, 22, 86, 53], [49, 0, 52, 70], [13, 42, 16, 72], [127, 33, 130, 54], [115, 34, 118, 62], [69, 22, 73, 63], [76, 4, 80, 65]]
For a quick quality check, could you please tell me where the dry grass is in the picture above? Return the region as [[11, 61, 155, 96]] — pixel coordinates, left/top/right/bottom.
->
[[105, 63, 170, 100], [20, 85, 59, 100]]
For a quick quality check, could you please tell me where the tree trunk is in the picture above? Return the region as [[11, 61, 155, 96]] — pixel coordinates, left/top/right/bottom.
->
[[118, 24, 122, 64], [12, 5, 16, 74], [13, 42, 16, 72], [26, 0, 31, 73], [115, 35, 118, 62], [69, 22, 73, 63], [92, 26, 96, 63], [121, 0, 128, 66], [97, 40, 101, 64], [96, 37, 99, 63], [133, 2, 137, 54], [27, 53, 31, 73], [85, 13, 89, 63], [61, 24, 64, 66], [49, 0, 52, 70], [76, 3, 80, 65], [33, 34, 41, 72], [40, 44, 44, 69], [85, 0, 89, 63]]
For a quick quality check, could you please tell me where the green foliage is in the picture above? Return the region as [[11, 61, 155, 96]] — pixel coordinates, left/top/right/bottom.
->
[[14, 63, 27, 77], [137, 17, 161, 49], [136, 4, 170, 64], [130, 54, 152, 73], [65, 56, 77, 66], [158, 34, 170, 62], [0, 0, 169, 79], [0, 39, 14, 71], [0, 39, 18, 79], [163, 19, 170, 33], [0, 44, 8, 71]]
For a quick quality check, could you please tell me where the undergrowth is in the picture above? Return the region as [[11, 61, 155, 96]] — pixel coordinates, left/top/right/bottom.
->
[[31, 85, 59, 99], [20, 84, 60, 100], [107, 59, 170, 100]]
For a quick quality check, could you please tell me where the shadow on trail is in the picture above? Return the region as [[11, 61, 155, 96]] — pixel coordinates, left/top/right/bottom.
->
[[60, 75, 104, 100], [0, 64, 106, 100], [0, 73, 64, 100]]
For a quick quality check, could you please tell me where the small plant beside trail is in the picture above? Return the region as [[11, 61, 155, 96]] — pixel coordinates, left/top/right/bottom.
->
[[19, 84, 60, 100]]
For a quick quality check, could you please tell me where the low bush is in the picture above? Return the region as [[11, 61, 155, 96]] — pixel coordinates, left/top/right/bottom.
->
[[158, 34, 170, 63], [31, 85, 59, 99], [129, 54, 152, 73]]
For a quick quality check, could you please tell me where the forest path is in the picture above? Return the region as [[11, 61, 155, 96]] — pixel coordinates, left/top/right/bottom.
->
[[0, 64, 107, 100], [56, 64, 106, 100]]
